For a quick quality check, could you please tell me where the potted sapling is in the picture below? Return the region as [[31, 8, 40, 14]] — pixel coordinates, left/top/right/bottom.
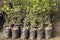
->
[[39, 0, 56, 39], [1, 0, 20, 38], [12, 11, 22, 38], [12, 10, 21, 39], [21, 18, 29, 39], [9, 0, 22, 38], [12, 16, 19, 38], [29, 21, 37, 39], [20, 2, 31, 39], [1, 2, 13, 38], [45, 19, 53, 40], [37, 15, 45, 40], [27, 12, 37, 39], [42, 0, 56, 39], [7, 0, 21, 38]]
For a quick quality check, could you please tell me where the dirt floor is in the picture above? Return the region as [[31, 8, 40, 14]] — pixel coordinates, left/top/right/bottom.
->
[[0, 31, 60, 40]]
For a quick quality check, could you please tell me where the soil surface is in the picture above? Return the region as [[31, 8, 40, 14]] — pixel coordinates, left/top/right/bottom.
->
[[0, 31, 60, 40]]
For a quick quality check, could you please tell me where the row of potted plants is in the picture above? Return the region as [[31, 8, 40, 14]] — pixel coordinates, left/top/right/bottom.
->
[[0, 0, 56, 40], [3, 23, 52, 39]]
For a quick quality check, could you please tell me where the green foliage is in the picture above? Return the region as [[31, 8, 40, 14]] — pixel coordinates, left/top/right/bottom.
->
[[41, 0, 56, 26], [1, 0, 21, 26], [0, 0, 56, 27]]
